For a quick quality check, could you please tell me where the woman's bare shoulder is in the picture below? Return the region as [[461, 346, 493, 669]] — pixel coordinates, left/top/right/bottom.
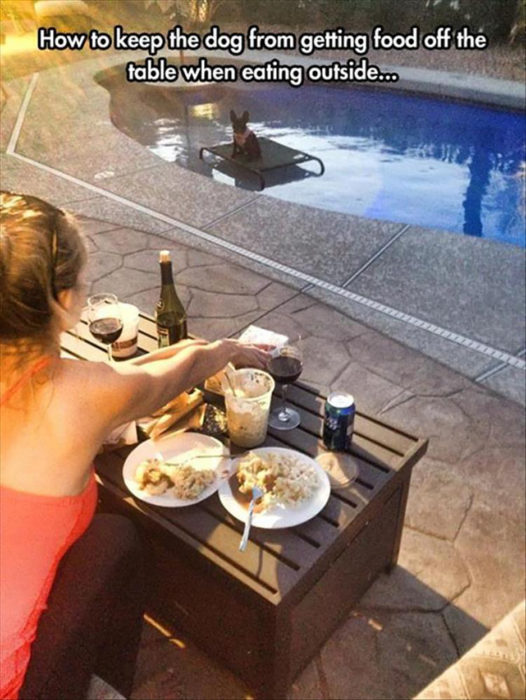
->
[[57, 357, 111, 386], [54, 359, 123, 413], [55, 357, 148, 429]]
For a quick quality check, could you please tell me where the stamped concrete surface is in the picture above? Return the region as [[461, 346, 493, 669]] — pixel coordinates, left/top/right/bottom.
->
[[75, 217, 525, 700], [346, 226, 526, 353]]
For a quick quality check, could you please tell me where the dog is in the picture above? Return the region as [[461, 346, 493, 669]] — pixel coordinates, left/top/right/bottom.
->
[[230, 110, 261, 161]]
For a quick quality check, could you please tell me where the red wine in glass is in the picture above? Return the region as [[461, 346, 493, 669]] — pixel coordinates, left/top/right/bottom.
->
[[267, 355, 303, 385], [267, 342, 303, 431], [87, 293, 122, 361], [89, 318, 123, 345]]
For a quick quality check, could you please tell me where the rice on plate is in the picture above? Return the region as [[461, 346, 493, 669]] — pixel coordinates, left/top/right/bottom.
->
[[237, 450, 319, 510]]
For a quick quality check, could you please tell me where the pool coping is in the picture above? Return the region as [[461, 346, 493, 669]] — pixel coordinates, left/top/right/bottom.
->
[[76, 46, 524, 110], [181, 48, 526, 111]]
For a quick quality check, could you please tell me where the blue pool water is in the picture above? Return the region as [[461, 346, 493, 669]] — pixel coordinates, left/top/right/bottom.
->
[[99, 72, 525, 246]]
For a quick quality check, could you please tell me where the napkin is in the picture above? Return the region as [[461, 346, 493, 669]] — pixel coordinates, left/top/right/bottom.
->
[[238, 325, 288, 349], [103, 420, 138, 448]]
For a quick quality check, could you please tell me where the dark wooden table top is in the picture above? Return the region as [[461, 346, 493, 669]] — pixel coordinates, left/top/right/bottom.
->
[[61, 314, 428, 608]]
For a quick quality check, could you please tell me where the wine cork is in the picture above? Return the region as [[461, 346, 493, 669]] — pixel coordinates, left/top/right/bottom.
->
[[159, 250, 171, 263]]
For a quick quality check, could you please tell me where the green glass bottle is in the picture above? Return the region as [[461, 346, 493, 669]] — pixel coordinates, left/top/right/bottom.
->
[[155, 250, 187, 347]]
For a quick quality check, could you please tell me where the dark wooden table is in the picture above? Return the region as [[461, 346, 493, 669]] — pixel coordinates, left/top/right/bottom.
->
[[61, 314, 428, 699]]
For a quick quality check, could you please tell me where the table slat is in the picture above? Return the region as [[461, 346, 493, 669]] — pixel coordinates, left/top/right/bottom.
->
[[202, 498, 322, 569], [271, 397, 402, 474], [61, 331, 106, 361], [138, 314, 158, 338]]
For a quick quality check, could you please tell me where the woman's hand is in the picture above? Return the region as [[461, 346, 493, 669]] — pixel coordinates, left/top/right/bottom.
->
[[222, 339, 271, 369]]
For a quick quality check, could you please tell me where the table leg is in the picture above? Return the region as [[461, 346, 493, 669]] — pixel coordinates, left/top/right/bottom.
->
[[385, 475, 411, 572], [253, 608, 292, 699]]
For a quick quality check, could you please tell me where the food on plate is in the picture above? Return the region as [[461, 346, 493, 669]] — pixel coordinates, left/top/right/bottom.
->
[[204, 363, 235, 396], [134, 456, 215, 499], [134, 459, 171, 495], [150, 390, 196, 418], [165, 404, 206, 435], [146, 403, 227, 440], [143, 388, 203, 440], [197, 404, 228, 437], [236, 451, 318, 510], [165, 464, 215, 500]]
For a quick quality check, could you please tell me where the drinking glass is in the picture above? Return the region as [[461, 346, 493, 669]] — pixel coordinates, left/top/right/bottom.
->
[[87, 293, 123, 362], [266, 338, 303, 430], [222, 369, 275, 447]]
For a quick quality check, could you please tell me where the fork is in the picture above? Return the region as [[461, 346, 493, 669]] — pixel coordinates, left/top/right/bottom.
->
[[157, 452, 230, 466], [239, 485, 264, 552], [154, 451, 237, 483]]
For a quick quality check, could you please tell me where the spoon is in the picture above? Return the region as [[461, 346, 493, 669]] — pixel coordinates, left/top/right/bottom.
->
[[239, 485, 264, 552]]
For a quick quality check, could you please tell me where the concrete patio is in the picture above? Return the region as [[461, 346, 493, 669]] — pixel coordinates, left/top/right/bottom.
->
[[75, 215, 524, 700], [1, 45, 525, 700]]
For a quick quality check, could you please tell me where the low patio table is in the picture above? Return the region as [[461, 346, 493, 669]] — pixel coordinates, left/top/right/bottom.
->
[[61, 313, 428, 698]]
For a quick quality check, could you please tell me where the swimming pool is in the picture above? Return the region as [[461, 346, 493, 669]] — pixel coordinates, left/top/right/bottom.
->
[[97, 70, 525, 247]]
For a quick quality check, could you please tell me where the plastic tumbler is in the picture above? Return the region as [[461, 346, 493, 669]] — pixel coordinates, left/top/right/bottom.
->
[[222, 369, 275, 448], [111, 303, 140, 359]]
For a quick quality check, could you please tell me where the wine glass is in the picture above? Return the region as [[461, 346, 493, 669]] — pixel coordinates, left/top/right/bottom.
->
[[266, 338, 303, 430], [87, 293, 123, 362]]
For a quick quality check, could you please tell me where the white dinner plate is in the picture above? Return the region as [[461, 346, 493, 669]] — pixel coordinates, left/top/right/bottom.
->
[[218, 447, 331, 529], [123, 432, 230, 507]]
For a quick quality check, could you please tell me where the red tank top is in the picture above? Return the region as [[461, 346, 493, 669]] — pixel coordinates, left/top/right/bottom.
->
[[0, 357, 98, 699]]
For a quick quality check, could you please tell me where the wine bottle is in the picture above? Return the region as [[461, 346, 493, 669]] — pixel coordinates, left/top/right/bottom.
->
[[155, 250, 187, 347]]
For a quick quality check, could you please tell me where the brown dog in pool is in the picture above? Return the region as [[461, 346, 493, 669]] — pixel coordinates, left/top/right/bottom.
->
[[230, 110, 261, 161]]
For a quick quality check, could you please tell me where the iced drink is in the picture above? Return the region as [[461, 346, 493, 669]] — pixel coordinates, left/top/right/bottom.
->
[[222, 369, 275, 448]]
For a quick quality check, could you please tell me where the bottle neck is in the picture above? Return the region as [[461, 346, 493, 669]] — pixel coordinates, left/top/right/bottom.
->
[[160, 261, 174, 285]]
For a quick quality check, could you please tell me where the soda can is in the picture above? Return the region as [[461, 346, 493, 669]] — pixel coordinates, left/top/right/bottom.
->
[[323, 392, 355, 451]]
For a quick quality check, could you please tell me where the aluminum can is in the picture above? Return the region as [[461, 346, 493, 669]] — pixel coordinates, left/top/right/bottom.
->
[[323, 392, 355, 451]]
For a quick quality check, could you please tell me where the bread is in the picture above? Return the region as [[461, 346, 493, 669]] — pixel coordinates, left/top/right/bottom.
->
[[151, 391, 193, 418], [143, 389, 203, 439], [204, 363, 235, 395]]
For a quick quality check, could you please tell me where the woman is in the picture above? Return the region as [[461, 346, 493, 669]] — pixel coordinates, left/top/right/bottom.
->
[[0, 192, 269, 699]]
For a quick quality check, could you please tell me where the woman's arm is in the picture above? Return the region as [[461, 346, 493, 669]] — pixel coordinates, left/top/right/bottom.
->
[[124, 338, 207, 367], [90, 339, 269, 430]]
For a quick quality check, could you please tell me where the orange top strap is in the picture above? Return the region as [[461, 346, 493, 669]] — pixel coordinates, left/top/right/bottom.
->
[[0, 356, 53, 406]]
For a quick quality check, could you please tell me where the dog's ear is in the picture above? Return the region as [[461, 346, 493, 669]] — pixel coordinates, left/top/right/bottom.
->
[[242, 111, 249, 123], [230, 110, 237, 121]]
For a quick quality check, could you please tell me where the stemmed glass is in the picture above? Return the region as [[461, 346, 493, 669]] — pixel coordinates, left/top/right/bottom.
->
[[266, 337, 303, 430], [87, 293, 123, 362]]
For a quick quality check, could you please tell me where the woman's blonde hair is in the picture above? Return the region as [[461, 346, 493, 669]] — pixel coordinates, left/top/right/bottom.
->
[[0, 192, 87, 352]]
